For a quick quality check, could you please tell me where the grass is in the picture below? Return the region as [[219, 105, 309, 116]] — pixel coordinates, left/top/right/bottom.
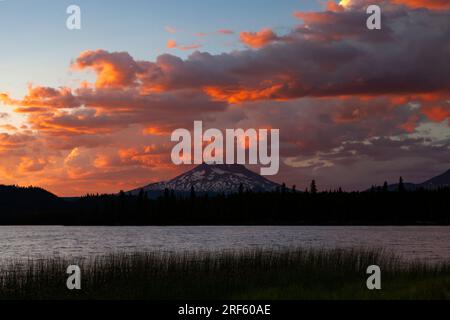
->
[[0, 248, 449, 300]]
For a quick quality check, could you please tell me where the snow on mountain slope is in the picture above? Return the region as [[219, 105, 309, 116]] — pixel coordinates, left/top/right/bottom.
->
[[130, 164, 280, 195]]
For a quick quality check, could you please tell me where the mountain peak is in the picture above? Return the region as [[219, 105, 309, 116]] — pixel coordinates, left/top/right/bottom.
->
[[131, 163, 280, 195]]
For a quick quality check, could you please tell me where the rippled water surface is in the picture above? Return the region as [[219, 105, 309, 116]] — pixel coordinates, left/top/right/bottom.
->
[[0, 226, 449, 263]]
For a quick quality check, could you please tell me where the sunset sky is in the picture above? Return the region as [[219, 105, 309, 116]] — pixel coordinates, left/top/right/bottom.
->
[[0, 0, 449, 196]]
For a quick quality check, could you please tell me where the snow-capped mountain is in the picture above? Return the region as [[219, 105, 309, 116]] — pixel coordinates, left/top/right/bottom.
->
[[129, 163, 280, 196]]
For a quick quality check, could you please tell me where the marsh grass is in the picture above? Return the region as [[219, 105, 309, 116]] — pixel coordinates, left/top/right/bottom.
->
[[0, 248, 449, 300]]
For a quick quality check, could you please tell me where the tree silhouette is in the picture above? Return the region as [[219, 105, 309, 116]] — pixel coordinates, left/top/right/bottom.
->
[[382, 181, 389, 192], [164, 188, 170, 199], [138, 189, 144, 200], [310, 180, 317, 194], [398, 177, 405, 192], [1, 183, 449, 225]]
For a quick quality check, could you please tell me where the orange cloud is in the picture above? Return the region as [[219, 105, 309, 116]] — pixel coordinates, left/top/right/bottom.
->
[[72, 50, 141, 88], [294, 11, 339, 25], [400, 114, 421, 133], [392, 0, 450, 9], [1, 86, 77, 111], [422, 105, 450, 123], [0, 93, 13, 105], [240, 28, 280, 48], [166, 40, 201, 51], [204, 85, 286, 104], [0, 132, 33, 153], [0, 124, 18, 131], [118, 146, 170, 168], [18, 156, 48, 173], [326, 1, 345, 12], [167, 39, 177, 49], [143, 126, 172, 135]]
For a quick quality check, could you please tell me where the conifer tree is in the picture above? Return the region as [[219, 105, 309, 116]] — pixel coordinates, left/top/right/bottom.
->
[[398, 177, 405, 192], [310, 180, 317, 194]]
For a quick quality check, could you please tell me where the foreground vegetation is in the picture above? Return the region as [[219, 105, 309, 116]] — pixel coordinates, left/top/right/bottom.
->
[[0, 248, 449, 300]]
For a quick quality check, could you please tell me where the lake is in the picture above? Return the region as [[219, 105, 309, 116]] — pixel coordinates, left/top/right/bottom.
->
[[0, 226, 449, 263]]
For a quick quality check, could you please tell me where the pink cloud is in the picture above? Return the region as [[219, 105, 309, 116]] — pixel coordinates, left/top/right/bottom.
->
[[217, 29, 234, 35], [164, 25, 179, 33]]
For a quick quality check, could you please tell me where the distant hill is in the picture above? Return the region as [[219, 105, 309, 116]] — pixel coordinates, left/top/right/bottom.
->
[[385, 183, 418, 192], [0, 185, 59, 204], [420, 169, 450, 189], [373, 169, 450, 191], [128, 163, 280, 197], [0, 185, 63, 223]]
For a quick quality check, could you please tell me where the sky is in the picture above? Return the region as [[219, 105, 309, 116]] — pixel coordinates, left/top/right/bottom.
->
[[0, 0, 449, 196]]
